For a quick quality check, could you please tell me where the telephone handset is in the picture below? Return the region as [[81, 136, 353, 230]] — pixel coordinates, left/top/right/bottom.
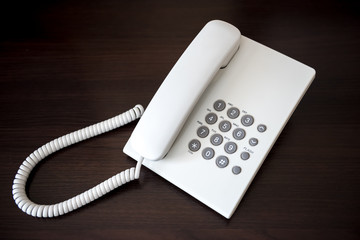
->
[[12, 20, 315, 219], [130, 20, 240, 161]]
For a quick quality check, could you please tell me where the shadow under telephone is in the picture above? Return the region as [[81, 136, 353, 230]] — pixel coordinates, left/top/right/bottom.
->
[[12, 20, 315, 219]]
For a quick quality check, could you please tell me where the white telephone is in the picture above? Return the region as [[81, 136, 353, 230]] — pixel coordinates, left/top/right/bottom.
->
[[12, 20, 315, 219]]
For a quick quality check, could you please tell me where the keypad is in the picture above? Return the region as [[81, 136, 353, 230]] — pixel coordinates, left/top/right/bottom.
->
[[257, 124, 267, 132], [232, 166, 242, 175], [210, 134, 223, 146], [227, 107, 240, 119], [205, 113, 218, 124], [249, 138, 258, 146], [197, 126, 209, 138], [224, 142, 237, 154], [233, 128, 246, 140], [241, 115, 254, 127], [219, 120, 231, 132], [214, 100, 226, 111], [188, 139, 201, 152], [240, 152, 250, 160], [188, 99, 267, 175], [216, 156, 229, 168], [202, 147, 215, 160]]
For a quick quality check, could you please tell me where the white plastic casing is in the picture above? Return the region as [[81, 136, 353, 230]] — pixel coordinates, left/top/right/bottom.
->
[[124, 23, 315, 218]]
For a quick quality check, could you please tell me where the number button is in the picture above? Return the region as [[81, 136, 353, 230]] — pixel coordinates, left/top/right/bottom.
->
[[233, 128, 246, 140], [249, 138, 258, 146], [216, 156, 229, 168], [205, 113, 218, 124], [210, 134, 223, 146], [227, 107, 240, 119], [197, 126, 209, 138], [188, 139, 201, 152], [224, 142, 237, 154], [219, 120, 231, 132], [241, 115, 254, 127], [202, 147, 215, 160], [213, 100, 226, 111]]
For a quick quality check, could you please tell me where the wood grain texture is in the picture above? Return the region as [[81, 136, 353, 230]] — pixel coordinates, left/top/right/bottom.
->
[[0, 0, 359, 239]]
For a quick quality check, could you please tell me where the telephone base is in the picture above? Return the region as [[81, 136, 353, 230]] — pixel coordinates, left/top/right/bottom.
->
[[124, 35, 315, 218]]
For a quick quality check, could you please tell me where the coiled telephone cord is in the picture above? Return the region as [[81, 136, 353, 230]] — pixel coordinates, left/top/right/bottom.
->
[[12, 105, 144, 218]]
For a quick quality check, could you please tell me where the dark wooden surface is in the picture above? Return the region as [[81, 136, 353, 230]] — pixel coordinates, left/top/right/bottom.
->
[[1, 0, 359, 239]]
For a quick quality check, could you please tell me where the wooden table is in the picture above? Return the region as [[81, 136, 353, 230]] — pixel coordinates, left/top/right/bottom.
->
[[1, 0, 359, 239]]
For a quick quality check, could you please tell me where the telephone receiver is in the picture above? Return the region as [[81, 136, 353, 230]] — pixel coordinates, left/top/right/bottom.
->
[[128, 20, 241, 161]]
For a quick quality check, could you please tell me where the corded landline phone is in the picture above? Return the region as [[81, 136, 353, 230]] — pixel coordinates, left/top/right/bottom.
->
[[12, 20, 315, 219]]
